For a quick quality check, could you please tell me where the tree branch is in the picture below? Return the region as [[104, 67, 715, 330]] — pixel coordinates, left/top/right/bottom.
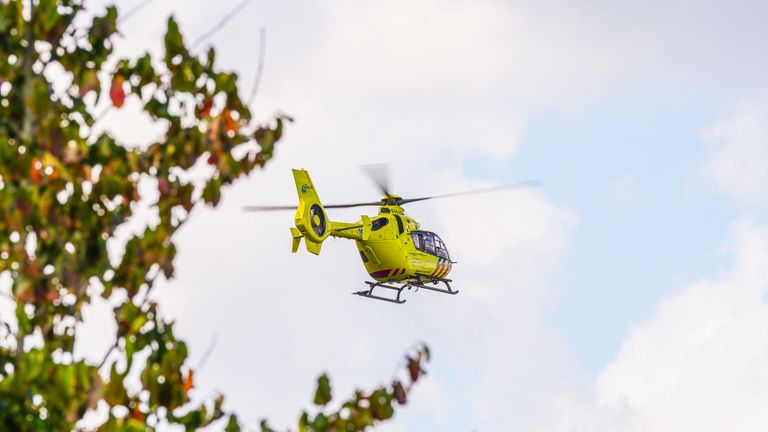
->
[[247, 27, 266, 107], [190, 0, 253, 51], [195, 333, 218, 371], [21, 0, 36, 142], [120, 0, 159, 24], [97, 340, 118, 370]]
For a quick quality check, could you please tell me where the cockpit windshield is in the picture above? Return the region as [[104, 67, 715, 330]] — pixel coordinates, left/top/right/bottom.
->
[[411, 231, 450, 260]]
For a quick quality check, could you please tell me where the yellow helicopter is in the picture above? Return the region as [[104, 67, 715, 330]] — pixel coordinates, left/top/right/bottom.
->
[[244, 166, 537, 304]]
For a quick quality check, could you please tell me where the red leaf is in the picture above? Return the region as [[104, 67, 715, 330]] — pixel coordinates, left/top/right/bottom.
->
[[16, 197, 30, 216], [393, 380, 407, 405], [130, 405, 145, 421], [223, 109, 236, 133], [201, 99, 213, 117], [158, 178, 170, 194], [46, 288, 59, 303], [110, 75, 126, 108], [407, 356, 421, 382], [30, 157, 42, 184], [183, 369, 195, 393]]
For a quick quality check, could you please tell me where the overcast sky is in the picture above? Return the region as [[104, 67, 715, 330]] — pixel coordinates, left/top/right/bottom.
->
[[69, 0, 768, 430]]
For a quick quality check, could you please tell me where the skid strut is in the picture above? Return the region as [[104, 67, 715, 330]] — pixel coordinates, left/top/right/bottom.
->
[[354, 281, 407, 304], [354, 276, 459, 304], [412, 275, 459, 295]]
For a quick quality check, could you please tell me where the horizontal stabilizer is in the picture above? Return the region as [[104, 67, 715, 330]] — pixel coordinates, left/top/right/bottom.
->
[[290, 227, 302, 253], [305, 239, 322, 255]]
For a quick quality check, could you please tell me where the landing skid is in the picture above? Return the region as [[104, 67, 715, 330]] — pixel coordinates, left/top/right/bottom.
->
[[354, 276, 459, 304], [412, 276, 459, 295]]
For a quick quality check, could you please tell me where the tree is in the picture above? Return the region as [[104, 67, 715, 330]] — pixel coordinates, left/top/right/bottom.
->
[[0, 1, 429, 430]]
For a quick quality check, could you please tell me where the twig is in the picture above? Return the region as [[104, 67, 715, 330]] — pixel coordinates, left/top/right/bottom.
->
[[247, 27, 266, 106], [120, 0, 160, 24], [190, 0, 254, 51], [95, 279, 159, 370], [195, 333, 218, 370], [97, 340, 118, 369]]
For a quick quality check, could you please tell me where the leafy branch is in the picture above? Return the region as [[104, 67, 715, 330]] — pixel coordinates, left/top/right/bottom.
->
[[0, 1, 431, 431]]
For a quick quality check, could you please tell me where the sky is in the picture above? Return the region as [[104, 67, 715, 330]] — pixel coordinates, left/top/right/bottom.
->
[[62, 0, 768, 430]]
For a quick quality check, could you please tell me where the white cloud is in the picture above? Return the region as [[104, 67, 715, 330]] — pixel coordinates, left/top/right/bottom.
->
[[594, 221, 768, 432], [701, 101, 768, 206]]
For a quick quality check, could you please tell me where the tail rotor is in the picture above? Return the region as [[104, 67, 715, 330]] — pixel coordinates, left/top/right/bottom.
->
[[291, 169, 330, 254]]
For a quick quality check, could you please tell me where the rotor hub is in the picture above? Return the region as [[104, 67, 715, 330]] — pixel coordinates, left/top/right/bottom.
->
[[381, 195, 402, 206]]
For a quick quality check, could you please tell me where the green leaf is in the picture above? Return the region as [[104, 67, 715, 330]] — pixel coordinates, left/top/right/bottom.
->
[[369, 388, 394, 420], [202, 177, 222, 206], [164, 16, 185, 62], [313, 373, 332, 406], [226, 415, 242, 432]]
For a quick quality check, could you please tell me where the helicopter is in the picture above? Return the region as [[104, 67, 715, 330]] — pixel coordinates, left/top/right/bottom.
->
[[243, 166, 537, 304]]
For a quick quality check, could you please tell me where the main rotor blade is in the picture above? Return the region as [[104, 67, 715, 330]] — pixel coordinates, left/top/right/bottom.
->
[[242, 200, 384, 212], [361, 163, 390, 197], [324, 201, 384, 209], [397, 180, 541, 205], [242, 205, 298, 212]]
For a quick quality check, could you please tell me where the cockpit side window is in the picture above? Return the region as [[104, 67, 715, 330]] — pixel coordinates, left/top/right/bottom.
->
[[423, 234, 435, 254], [371, 217, 389, 231], [412, 232, 421, 249], [434, 238, 450, 259]]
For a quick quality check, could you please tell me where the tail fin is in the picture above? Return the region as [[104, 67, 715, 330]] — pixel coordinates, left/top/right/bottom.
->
[[291, 169, 330, 255]]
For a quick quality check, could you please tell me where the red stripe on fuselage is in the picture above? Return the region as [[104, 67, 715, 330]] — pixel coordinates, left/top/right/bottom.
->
[[370, 270, 390, 279]]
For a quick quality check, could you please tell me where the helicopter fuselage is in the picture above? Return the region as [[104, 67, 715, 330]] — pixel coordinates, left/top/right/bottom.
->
[[340, 206, 453, 283]]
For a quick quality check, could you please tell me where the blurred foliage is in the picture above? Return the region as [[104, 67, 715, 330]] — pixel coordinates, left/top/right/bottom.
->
[[0, 1, 428, 431]]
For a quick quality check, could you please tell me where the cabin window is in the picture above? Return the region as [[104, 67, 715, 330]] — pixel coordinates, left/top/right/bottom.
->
[[371, 217, 389, 231]]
